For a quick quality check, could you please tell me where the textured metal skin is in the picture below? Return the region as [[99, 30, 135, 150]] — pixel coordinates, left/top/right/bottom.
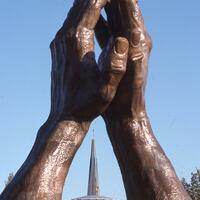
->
[[0, 0, 191, 199], [0, 0, 129, 199], [96, 0, 192, 199]]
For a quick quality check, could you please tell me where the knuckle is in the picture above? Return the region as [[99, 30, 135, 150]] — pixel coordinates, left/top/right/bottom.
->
[[110, 47, 128, 74], [130, 49, 144, 61], [111, 61, 126, 75]]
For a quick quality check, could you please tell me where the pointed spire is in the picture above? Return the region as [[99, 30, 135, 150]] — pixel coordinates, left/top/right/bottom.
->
[[87, 139, 100, 196], [71, 138, 113, 200]]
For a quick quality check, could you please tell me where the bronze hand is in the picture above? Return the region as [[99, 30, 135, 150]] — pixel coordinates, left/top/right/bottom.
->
[[96, 0, 152, 118], [0, 1, 129, 199], [51, 0, 129, 121], [95, 0, 191, 199]]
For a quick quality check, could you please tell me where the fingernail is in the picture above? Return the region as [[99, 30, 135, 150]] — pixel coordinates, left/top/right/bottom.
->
[[115, 37, 129, 54], [131, 30, 141, 46]]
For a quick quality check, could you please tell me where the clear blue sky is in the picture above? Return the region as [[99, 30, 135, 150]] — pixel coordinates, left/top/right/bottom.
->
[[0, 1, 200, 199]]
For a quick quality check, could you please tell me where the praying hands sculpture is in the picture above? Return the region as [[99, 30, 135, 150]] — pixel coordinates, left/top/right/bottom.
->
[[0, 0, 191, 199]]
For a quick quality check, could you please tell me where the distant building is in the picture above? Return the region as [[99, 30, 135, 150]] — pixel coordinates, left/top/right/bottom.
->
[[72, 139, 112, 200]]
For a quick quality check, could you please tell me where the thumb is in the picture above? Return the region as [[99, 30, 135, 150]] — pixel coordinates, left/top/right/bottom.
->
[[98, 37, 129, 102]]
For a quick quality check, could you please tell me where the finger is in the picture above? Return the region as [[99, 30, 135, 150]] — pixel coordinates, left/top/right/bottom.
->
[[106, 0, 123, 34], [55, 0, 87, 39], [104, 3, 115, 33], [98, 37, 129, 102], [55, 0, 107, 49], [95, 15, 111, 49], [67, 0, 86, 20], [117, 0, 144, 29], [75, 0, 108, 60], [78, 0, 107, 30]]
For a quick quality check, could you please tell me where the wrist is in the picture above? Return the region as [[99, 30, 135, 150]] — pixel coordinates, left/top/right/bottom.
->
[[1, 120, 90, 200], [24, 120, 90, 196], [104, 113, 189, 200]]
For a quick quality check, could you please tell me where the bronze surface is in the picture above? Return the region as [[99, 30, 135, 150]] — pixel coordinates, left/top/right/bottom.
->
[[0, 0, 191, 199]]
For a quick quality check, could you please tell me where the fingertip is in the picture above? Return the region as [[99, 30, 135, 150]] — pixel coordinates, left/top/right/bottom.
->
[[108, 37, 129, 75], [114, 37, 129, 54]]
